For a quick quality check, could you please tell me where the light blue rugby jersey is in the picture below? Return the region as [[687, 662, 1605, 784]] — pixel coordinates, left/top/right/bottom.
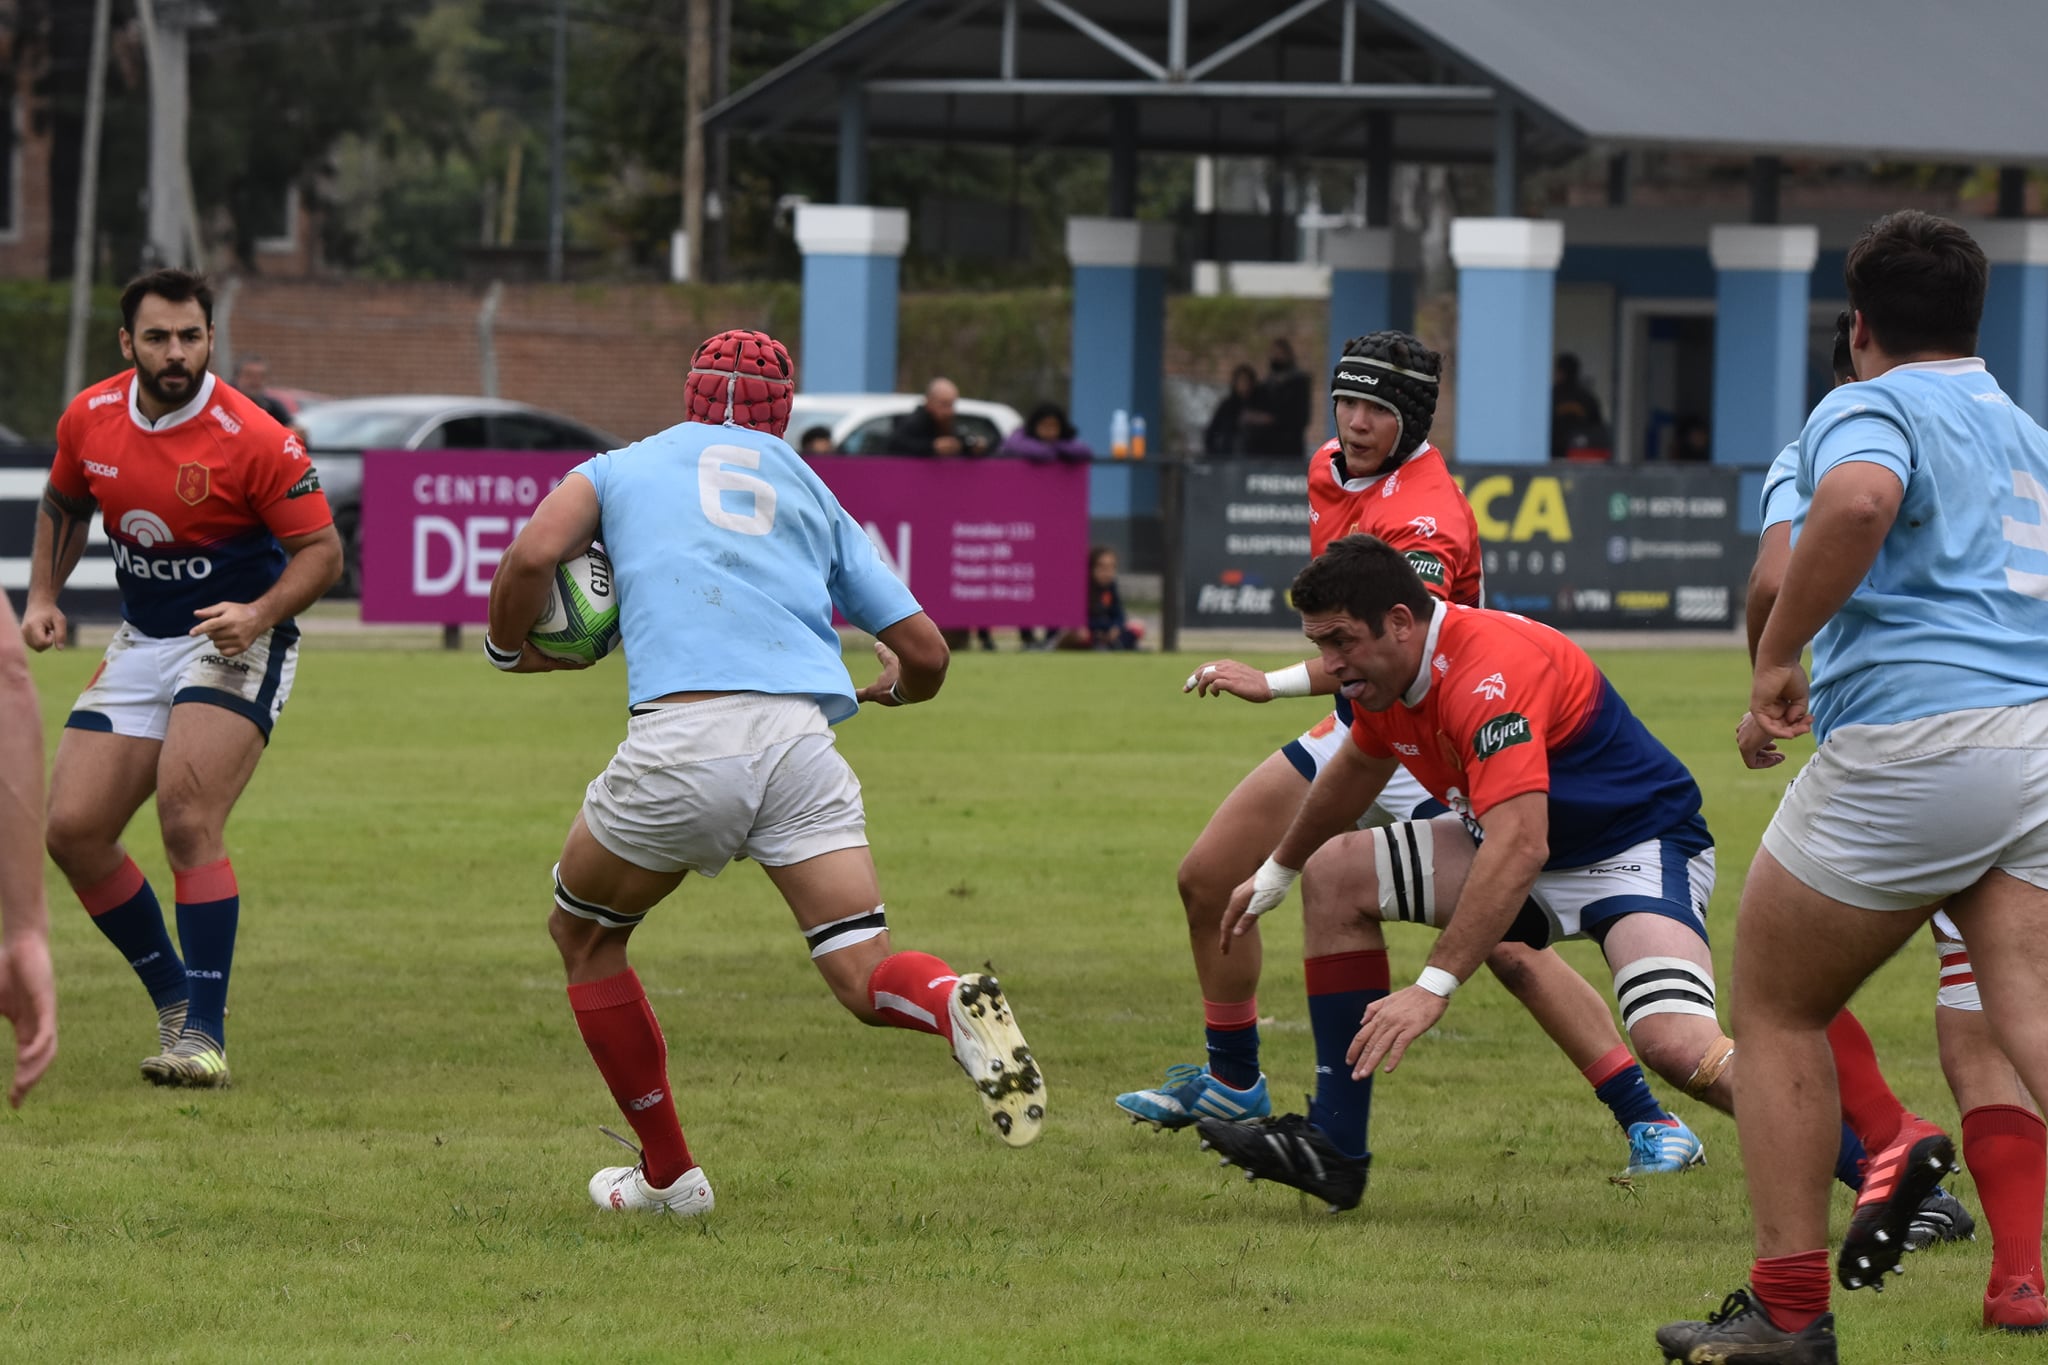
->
[[1759, 441, 1800, 532], [571, 421, 921, 721], [1792, 357, 2048, 740]]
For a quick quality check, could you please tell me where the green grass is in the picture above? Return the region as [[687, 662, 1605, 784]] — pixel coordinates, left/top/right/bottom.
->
[[2, 642, 2023, 1362]]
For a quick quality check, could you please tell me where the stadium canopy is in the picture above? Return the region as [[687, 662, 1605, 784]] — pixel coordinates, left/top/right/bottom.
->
[[703, 0, 2048, 196]]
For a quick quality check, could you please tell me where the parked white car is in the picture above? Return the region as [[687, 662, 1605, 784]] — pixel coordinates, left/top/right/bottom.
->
[[786, 392, 1023, 455]]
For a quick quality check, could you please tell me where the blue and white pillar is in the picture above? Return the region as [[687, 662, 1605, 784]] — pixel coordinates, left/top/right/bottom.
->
[[1326, 229, 1395, 441], [1708, 224, 1818, 466], [1980, 220, 2048, 425], [793, 204, 910, 394], [1449, 218, 1563, 465], [1066, 217, 1173, 454]]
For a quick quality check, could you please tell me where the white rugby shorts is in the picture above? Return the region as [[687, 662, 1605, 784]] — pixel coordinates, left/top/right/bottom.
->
[[68, 620, 299, 742], [1763, 699, 2048, 912], [1282, 704, 1441, 824], [581, 692, 869, 876], [1372, 819, 1715, 950]]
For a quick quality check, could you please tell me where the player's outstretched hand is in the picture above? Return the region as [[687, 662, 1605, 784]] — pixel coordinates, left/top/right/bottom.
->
[[1183, 659, 1271, 701], [0, 932, 56, 1107], [1347, 985, 1447, 1079], [1735, 712, 1786, 769], [1749, 659, 1812, 741], [19, 602, 64, 653], [190, 601, 269, 657], [857, 640, 905, 706]]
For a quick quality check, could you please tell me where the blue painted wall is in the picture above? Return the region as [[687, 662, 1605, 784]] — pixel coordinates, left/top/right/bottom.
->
[[1069, 263, 1166, 458], [801, 252, 900, 392], [1455, 266, 1555, 465], [1712, 269, 1810, 468], [1984, 261, 2048, 424]]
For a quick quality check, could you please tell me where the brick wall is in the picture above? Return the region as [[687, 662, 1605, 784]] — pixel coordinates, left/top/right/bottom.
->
[[0, 85, 53, 280]]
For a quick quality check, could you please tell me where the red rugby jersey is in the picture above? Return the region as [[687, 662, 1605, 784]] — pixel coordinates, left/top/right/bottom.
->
[[50, 371, 333, 637], [1306, 440, 1483, 606]]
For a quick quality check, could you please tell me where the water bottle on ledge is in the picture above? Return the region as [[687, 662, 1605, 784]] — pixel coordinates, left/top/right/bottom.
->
[[1131, 414, 1147, 459], [1110, 408, 1131, 459]]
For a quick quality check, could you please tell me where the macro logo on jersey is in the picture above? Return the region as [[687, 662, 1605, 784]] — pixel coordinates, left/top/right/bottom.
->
[[175, 462, 211, 506], [120, 509, 174, 546], [1473, 711, 1532, 759], [1405, 550, 1446, 588], [1472, 672, 1507, 701]]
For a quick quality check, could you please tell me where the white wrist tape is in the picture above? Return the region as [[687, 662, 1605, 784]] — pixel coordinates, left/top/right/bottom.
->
[[1244, 857, 1301, 921], [1415, 966, 1460, 999], [1263, 662, 1313, 698], [484, 636, 523, 671]]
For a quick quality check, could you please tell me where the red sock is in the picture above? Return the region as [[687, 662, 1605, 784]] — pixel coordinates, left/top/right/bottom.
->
[[866, 951, 958, 1038], [567, 969, 694, 1188], [1749, 1249, 1831, 1333], [1964, 1104, 2048, 1287], [1827, 1011, 1911, 1156]]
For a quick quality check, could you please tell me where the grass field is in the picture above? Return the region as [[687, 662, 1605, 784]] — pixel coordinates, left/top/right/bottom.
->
[[1, 638, 2028, 1362]]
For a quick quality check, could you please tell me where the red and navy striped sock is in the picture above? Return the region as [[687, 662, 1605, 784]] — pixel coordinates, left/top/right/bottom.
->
[[568, 968, 695, 1188], [77, 856, 187, 1010], [1581, 1045, 1671, 1130], [174, 859, 239, 1047], [1304, 950, 1388, 1161], [1203, 997, 1261, 1090]]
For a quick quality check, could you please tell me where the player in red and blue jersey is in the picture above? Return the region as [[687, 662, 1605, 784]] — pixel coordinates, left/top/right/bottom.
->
[[1118, 331, 1706, 1180], [21, 269, 341, 1089], [1195, 535, 1735, 1212]]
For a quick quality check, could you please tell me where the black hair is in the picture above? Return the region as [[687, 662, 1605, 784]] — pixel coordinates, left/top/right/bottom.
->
[[1555, 352, 1581, 382], [120, 268, 214, 332], [798, 425, 833, 447], [1830, 310, 1854, 384], [1289, 534, 1434, 636], [1023, 402, 1074, 440], [1844, 211, 1986, 357]]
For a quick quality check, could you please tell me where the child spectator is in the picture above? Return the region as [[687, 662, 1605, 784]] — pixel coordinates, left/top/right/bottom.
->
[[1066, 546, 1143, 651], [998, 403, 1094, 462]]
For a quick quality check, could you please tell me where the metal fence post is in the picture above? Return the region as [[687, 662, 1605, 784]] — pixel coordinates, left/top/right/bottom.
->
[[1159, 455, 1184, 653]]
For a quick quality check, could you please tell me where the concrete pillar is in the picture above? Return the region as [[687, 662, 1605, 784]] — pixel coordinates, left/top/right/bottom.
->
[[1980, 220, 2048, 425], [1708, 224, 1818, 466], [1449, 217, 1563, 465], [1065, 217, 1173, 455], [1326, 228, 1394, 438], [836, 84, 868, 205], [794, 204, 909, 393]]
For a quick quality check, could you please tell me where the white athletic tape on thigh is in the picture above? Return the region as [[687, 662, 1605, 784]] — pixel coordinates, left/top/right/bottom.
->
[[552, 863, 643, 929], [1373, 822, 1437, 926], [1613, 955, 1718, 1030], [803, 904, 889, 958]]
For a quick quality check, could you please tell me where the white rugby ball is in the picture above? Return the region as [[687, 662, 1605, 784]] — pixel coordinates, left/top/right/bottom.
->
[[528, 547, 622, 664]]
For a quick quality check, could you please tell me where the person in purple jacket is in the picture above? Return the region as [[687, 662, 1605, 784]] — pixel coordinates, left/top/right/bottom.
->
[[998, 403, 1095, 463]]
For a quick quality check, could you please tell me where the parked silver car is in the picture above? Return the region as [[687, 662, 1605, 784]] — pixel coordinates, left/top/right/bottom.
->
[[301, 395, 620, 596]]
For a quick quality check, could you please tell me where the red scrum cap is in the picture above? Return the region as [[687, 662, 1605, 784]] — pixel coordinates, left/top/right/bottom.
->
[[686, 329, 794, 438]]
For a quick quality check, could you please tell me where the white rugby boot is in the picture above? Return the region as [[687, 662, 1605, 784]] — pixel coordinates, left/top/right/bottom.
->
[[948, 972, 1045, 1147]]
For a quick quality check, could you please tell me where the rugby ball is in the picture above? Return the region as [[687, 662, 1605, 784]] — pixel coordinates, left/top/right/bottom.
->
[[529, 547, 622, 664]]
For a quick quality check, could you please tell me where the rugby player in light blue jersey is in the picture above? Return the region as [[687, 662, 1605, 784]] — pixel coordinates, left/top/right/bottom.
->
[[1663, 213, 2048, 1362], [487, 329, 1043, 1218]]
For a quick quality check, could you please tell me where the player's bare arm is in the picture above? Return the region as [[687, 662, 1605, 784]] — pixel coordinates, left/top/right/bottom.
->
[[20, 482, 96, 651], [0, 594, 56, 1105], [489, 474, 599, 673], [1751, 462, 1904, 738], [857, 612, 948, 706], [1737, 521, 1794, 768], [1183, 655, 1337, 702], [190, 524, 343, 657], [1218, 737, 1395, 951], [1348, 792, 1548, 1079]]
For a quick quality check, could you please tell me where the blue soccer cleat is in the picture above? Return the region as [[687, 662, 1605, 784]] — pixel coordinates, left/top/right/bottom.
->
[[1626, 1117, 1706, 1174], [1115, 1063, 1270, 1130]]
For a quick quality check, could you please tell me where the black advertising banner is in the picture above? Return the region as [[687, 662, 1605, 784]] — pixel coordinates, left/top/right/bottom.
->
[[1180, 460, 1750, 631]]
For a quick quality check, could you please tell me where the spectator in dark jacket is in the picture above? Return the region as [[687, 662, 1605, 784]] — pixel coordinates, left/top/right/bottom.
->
[[1203, 364, 1260, 457], [1240, 338, 1311, 456], [998, 402, 1093, 462], [1072, 546, 1143, 651], [891, 377, 990, 457]]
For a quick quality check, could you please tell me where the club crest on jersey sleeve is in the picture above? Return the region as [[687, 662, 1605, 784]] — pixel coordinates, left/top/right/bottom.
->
[[1472, 671, 1507, 701], [175, 461, 211, 506]]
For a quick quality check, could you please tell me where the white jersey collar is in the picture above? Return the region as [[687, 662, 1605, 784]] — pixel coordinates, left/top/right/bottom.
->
[[1884, 356, 1985, 376], [128, 371, 217, 432], [1401, 599, 1450, 708], [1334, 440, 1437, 494]]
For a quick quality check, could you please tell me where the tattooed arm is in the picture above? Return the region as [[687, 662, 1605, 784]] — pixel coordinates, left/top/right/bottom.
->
[[20, 483, 96, 652]]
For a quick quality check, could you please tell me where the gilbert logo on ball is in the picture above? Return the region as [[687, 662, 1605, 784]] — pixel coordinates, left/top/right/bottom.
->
[[529, 546, 623, 663]]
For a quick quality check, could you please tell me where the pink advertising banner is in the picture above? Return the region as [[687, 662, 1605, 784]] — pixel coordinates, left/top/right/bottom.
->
[[359, 450, 1091, 630]]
